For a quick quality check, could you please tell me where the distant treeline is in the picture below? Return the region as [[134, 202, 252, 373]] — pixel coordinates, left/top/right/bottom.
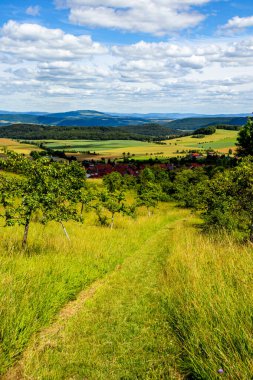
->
[[167, 117, 246, 131], [192, 124, 240, 137], [0, 123, 181, 141]]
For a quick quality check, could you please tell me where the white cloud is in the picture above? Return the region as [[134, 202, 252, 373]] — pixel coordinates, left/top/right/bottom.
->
[[26, 5, 41, 17], [0, 21, 107, 62], [222, 15, 253, 31], [55, 0, 210, 35], [1, 19, 253, 113]]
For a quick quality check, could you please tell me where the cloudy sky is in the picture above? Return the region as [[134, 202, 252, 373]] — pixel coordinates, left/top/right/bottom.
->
[[0, 0, 253, 113]]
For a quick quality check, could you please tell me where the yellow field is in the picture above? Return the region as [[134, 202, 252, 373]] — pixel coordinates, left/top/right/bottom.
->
[[0, 139, 41, 155]]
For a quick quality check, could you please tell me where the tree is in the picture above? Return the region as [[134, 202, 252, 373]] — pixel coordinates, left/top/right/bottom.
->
[[95, 189, 130, 228], [137, 183, 162, 216], [103, 172, 125, 193], [236, 117, 253, 156], [197, 158, 253, 241], [2, 155, 86, 247], [173, 168, 208, 208], [193, 126, 216, 136]]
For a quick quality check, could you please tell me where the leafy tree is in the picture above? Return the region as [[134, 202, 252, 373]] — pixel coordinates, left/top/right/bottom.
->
[[193, 158, 253, 241], [2, 155, 86, 247], [103, 172, 125, 193], [139, 167, 156, 185], [193, 126, 216, 136], [236, 117, 253, 156], [137, 183, 162, 216], [95, 189, 129, 228], [173, 168, 208, 208]]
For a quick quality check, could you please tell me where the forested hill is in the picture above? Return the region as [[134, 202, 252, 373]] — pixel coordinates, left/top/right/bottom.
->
[[0, 123, 180, 140], [0, 111, 156, 127], [168, 116, 247, 131]]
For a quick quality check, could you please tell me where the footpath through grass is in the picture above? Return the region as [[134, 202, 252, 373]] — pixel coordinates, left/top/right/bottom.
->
[[0, 205, 186, 378], [3, 205, 187, 380], [0, 204, 183, 377], [2, 204, 253, 379]]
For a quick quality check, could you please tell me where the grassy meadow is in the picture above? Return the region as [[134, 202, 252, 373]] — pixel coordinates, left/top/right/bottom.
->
[[0, 200, 252, 379], [32, 129, 238, 160], [0, 203, 178, 376]]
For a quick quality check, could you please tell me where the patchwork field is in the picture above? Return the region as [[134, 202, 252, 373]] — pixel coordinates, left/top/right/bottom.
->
[[37, 129, 238, 159], [0, 129, 238, 160]]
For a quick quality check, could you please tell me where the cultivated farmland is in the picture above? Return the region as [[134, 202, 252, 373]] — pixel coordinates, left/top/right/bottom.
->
[[34, 129, 238, 160]]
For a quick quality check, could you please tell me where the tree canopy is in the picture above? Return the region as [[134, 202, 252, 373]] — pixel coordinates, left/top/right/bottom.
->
[[236, 117, 253, 156]]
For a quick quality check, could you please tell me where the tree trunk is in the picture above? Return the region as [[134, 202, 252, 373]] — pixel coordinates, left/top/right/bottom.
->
[[81, 202, 84, 214], [22, 218, 30, 248], [60, 221, 70, 241], [110, 214, 114, 229], [250, 222, 253, 243]]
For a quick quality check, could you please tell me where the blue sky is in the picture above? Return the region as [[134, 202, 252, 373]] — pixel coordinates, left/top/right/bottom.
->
[[0, 0, 253, 113]]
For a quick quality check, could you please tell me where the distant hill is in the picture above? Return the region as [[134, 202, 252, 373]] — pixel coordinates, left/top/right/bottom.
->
[[167, 117, 247, 131], [110, 112, 251, 120], [0, 111, 151, 127], [0, 123, 180, 140], [0, 110, 249, 129]]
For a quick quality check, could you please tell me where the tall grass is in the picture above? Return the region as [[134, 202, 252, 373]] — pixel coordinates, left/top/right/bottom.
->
[[1, 204, 252, 379], [7, 206, 187, 380], [163, 221, 253, 379], [0, 206, 171, 375]]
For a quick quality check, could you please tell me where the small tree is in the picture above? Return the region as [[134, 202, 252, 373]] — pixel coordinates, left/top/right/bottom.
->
[[96, 189, 127, 228], [3, 156, 86, 247], [137, 183, 162, 216], [103, 172, 125, 193], [236, 117, 253, 156]]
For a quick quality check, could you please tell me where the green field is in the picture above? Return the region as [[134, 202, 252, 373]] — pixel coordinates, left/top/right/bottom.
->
[[36, 129, 238, 159]]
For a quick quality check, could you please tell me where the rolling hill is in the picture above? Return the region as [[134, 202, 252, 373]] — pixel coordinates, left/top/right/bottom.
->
[[0, 110, 249, 130]]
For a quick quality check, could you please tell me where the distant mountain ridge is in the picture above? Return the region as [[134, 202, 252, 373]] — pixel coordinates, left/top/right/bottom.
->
[[0, 109, 249, 131]]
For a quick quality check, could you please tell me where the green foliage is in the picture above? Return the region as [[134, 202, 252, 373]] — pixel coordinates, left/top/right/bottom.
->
[[0, 123, 177, 141], [193, 125, 216, 136], [0, 153, 86, 246], [236, 117, 253, 156], [137, 169, 163, 215], [103, 172, 125, 193], [95, 189, 134, 228], [170, 158, 253, 241], [173, 168, 208, 208]]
